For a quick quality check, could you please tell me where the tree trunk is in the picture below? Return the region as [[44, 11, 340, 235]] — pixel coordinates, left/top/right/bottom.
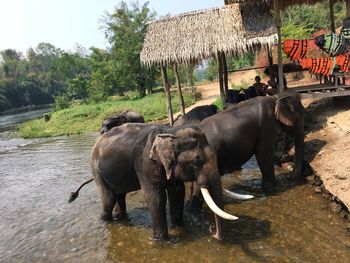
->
[[274, 1, 284, 92], [161, 65, 174, 126], [173, 64, 185, 116], [217, 51, 226, 109], [222, 52, 229, 94]]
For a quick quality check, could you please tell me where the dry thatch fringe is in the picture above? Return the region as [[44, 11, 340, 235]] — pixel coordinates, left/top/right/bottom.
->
[[225, 0, 326, 9], [140, 3, 277, 67]]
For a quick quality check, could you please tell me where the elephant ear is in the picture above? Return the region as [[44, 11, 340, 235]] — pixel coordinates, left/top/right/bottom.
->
[[275, 97, 295, 127], [149, 134, 177, 180]]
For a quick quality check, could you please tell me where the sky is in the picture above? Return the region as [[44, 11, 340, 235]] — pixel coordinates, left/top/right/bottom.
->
[[0, 0, 224, 54]]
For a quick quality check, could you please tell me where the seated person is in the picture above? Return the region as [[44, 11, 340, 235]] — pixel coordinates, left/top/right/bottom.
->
[[253, 76, 269, 96]]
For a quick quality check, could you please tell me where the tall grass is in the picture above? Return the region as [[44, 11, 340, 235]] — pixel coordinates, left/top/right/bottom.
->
[[19, 91, 196, 138]]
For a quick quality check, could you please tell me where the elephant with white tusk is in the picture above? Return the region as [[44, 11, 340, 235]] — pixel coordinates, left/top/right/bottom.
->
[[189, 91, 305, 210], [70, 123, 237, 241], [173, 104, 254, 204]]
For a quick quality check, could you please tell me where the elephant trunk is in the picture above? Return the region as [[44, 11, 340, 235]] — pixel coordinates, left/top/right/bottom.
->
[[294, 118, 304, 177], [198, 170, 238, 240]]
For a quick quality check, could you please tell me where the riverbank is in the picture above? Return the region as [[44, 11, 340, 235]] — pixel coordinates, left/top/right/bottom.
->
[[18, 91, 195, 138], [303, 97, 350, 212]]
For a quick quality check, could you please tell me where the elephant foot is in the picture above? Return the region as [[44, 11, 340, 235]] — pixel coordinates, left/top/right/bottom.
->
[[262, 180, 277, 193], [100, 212, 113, 221], [153, 232, 170, 242], [168, 226, 185, 237], [189, 195, 204, 213], [113, 211, 126, 220], [170, 218, 184, 228]]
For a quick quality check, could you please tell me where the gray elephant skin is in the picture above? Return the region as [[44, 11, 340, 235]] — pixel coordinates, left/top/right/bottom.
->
[[174, 105, 218, 126], [199, 91, 305, 190], [88, 123, 237, 240], [100, 110, 145, 134]]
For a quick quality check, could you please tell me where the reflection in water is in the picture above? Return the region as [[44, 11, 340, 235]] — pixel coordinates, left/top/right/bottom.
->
[[0, 132, 349, 263]]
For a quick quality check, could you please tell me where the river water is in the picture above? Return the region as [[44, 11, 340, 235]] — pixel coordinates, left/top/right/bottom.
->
[[0, 109, 349, 262]]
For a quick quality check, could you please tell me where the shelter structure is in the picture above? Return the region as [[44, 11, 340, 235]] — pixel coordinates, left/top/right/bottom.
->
[[141, 3, 277, 125], [226, 0, 350, 97]]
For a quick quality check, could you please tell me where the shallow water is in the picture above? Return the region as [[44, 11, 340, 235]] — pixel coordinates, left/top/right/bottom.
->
[[0, 131, 349, 262]]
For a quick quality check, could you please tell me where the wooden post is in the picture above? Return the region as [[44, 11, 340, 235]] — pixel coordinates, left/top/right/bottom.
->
[[222, 52, 229, 93], [329, 0, 335, 33], [173, 63, 185, 116], [274, 0, 285, 92], [267, 45, 274, 86], [161, 65, 174, 126], [346, 0, 350, 17], [217, 51, 226, 108]]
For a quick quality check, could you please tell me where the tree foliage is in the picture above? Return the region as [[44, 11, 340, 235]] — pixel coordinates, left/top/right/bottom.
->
[[0, 0, 348, 113], [282, 2, 346, 39], [101, 1, 157, 97]]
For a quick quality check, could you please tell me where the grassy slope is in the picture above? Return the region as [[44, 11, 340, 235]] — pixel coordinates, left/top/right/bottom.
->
[[19, 91, 196, 138]]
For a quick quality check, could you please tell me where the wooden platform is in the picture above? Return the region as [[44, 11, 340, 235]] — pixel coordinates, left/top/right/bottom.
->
[[288, 83, 350, 99]]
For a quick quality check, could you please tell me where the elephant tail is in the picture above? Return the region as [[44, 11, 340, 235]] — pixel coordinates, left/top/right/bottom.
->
[[68, 178, 94, 203]]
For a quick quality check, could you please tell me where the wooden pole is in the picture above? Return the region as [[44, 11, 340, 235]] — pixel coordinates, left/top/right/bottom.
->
[[274, 0, 285, 92], [217, 51, 226, 109], [267, 45, 274, 87], [161, 65, 174, 126], [329, 0, 335, 33], [173, 63, 185, 116], [222, 52, 229, 94], [346, 0, 350, 17]]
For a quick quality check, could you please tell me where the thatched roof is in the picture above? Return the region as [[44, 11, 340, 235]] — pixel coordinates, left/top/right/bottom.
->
[[225, 0, 327, 9], [140, 3, 277, 67]]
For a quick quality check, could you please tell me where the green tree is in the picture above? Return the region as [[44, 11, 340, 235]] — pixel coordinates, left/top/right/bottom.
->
[[282, 2, 346, 39], [0, 49, 23, 79], [101, 1, 157, 97]]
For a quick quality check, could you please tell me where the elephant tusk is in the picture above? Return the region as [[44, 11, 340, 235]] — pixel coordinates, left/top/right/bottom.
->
[[200, 188, 238, 221], [222, 188, 254, 200]]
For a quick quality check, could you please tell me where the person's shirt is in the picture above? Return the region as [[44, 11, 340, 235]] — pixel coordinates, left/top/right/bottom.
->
[[253, 82, 268, 96]]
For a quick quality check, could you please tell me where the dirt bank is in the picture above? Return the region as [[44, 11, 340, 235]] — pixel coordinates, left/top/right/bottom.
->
[[303, 97, 350, 211]]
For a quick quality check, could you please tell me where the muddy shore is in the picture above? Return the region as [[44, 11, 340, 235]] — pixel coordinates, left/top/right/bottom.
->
[[302, 97, 350, 217]]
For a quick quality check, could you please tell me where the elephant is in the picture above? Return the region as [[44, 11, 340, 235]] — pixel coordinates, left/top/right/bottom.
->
[[70, 123, 238, 241], [174, 105, 218, 126], [173, 104, 253, 203], [190, 91, 305, 208], [100, 109, 145, 134]]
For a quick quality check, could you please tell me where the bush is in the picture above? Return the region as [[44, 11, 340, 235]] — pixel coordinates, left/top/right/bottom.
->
[[54, 94, 70, 111], [124, 90, 142, 100], [43, 113, 51, 122]]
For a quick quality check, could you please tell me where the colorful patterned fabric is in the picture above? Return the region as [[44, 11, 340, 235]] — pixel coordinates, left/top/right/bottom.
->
[[336, 55, 350, 73], [315, 33, 348, 57], [283, 39, 309, 60], [299, 57, 336, 76]]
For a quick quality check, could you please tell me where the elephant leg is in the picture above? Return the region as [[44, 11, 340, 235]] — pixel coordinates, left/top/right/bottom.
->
[[255, 138, 276, 190], [142, 186, 169, 240], [189, 182, 204, 212], [112, 193, 127, 219], [95, 176, 116, 221], [166, 180, 185, 227]]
